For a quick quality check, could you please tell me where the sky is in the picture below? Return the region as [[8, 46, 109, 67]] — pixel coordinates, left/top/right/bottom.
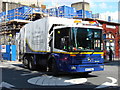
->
[[43, 0, 119, 23]]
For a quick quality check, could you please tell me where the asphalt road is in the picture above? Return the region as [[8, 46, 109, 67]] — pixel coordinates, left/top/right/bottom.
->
[[0, 60, 120, 90]]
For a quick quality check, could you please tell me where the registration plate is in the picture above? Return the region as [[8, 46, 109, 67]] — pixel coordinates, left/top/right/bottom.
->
[[85, 68, 94, 71]]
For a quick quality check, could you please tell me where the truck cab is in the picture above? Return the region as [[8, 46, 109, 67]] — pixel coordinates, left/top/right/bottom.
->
[[48, 25, 104, 75]]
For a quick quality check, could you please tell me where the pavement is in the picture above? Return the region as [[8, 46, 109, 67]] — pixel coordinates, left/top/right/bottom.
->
[[0, 58, 119, 89], [104, 58, 120, 63], [0, 60, 22, 64]]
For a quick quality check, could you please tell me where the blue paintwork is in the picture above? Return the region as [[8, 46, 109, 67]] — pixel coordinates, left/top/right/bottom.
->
[[0, 6, 33, 22], [26, 42, 104, 73], [1, 45, 11, 60], [0, 45, 16, 61], [0, 5, 94, 22], [77, 10, 92, 18], [52, 53, 104, 72], [11, 45, 16, 61], [64, 64, 104, 72], [58, 5, 77, 18]]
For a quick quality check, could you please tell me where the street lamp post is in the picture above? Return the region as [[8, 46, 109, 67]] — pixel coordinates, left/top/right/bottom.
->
[[82, 0, 85, 20], [37, 0, 39, 8]]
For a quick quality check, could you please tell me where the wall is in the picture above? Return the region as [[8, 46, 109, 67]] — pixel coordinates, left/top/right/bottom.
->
[[102, 24, 119, 58], [118, 1, 120, 23], [71, 2, 90, 11], [2, 2, 23, 12], [0, 0, 2, 13], [2, 0, 39, 7]]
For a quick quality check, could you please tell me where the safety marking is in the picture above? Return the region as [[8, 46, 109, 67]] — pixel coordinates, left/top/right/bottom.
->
[[96, 77, 118, 89], [28, 75, 87, 86], [0, 65, 7, 68], [64, 78, 87, 84], [0, 82, 15, 89], [21, 71, 41, 76]]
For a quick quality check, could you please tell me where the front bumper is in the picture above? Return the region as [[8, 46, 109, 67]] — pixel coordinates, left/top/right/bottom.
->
[[60, 64, 104, 72]]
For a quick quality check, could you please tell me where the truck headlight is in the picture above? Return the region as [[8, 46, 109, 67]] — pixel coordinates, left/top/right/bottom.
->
[[71, 66, 76, 70], [100, 65, 104, 68], [101, 56, 104, 58]]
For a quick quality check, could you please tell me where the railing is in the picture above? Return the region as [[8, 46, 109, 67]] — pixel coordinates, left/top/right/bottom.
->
[[22, 8, 33, 20], [0, 13, 86, 22], [0, 9, 92, 22]]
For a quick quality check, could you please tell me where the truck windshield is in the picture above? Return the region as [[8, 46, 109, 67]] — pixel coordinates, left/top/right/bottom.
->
[[54, 27, 71, 51], [54, 27, 103, 51], [71, 27, 102, 51]]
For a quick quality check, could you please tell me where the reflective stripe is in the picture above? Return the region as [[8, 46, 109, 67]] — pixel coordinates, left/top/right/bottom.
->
[[53, 51, 104, 55]]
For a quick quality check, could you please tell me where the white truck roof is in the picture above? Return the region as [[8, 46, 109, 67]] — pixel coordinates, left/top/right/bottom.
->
[[19, 17, 103, 53]]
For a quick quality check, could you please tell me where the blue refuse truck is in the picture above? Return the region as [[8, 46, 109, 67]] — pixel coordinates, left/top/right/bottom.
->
[[17, 17, 104, 76]]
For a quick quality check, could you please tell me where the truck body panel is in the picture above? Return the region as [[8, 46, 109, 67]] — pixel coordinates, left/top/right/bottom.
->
[[19, 17, 76, 54]]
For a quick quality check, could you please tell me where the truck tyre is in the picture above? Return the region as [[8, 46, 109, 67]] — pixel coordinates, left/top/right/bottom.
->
[[83, 72, 91, 77], [28, 56, 36, 70], [51, 60, 59, 76], [83, 72, 89, 76], [23, 56, 29, 68]]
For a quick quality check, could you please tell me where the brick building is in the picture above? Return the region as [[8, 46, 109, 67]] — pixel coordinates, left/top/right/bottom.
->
[[84, 18, 120, 58]]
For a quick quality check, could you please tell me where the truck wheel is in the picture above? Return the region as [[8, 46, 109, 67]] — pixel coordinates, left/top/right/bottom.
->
[[51, 60, 59, 76], [28, 56, 36, 70], [83, 72, 91, 76], [83, 72, 89, 76], [23, 56, 29, 68]]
